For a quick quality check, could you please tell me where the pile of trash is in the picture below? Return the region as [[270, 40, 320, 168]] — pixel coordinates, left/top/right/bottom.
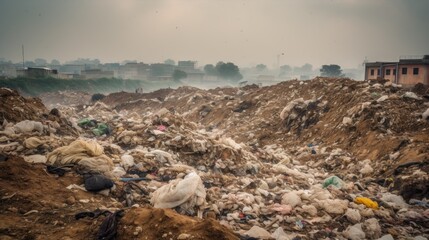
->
[[1, 77, 428, 240]]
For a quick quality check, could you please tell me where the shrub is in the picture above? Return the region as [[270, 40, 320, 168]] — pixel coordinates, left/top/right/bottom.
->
[[91, 93, 106, 102]]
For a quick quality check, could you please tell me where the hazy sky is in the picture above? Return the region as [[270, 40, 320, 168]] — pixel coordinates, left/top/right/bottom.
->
[[0, 0, 428, 68]]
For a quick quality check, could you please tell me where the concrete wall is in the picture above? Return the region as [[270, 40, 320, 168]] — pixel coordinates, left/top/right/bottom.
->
[[366, 67, 380, 80], [382, 66, 397, 83], [398, 64, 429, 86]]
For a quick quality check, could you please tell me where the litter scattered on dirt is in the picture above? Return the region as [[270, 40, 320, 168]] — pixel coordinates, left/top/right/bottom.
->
[[1, 77, 428, 239]]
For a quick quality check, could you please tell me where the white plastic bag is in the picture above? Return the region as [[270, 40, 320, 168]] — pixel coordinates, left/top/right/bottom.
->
[[151, 172, 206, 210]]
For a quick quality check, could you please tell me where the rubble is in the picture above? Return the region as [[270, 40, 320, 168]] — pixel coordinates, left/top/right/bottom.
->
[[0, 77, 428, 239]]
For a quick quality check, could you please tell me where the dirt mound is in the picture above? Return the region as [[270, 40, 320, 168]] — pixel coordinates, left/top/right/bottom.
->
[[102, 88, 174, 106], [0, 155, 239, 240], [0, 88, 47, 123], [118, 208, 239, 240], [412, 83, 429, 95], [0, 155, 119, 240]]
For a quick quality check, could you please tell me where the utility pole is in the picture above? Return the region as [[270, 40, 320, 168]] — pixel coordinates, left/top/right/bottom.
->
[[277, 52, 284, 69], [22, 44, 25, 68]]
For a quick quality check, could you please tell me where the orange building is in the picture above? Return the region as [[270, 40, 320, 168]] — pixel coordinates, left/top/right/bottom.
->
[[365, 55, 429, 86]]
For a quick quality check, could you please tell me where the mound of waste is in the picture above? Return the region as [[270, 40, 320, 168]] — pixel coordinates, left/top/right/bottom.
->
[[0, 88, 47, 123], [0, 77, 428, 240]]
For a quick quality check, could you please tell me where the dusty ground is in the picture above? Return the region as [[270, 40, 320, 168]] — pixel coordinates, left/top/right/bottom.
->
[[0, 88, 47, 123], [39, 91, 92, 109]]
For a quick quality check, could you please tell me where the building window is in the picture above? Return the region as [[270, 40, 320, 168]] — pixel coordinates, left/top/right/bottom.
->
[[413, 68, 419, 75], [402, 68, 407, 75], [386, 69, 391, 75], [370, 69, 374, 76], [393, 69, 396, 75], [377, 69, 380, 76]]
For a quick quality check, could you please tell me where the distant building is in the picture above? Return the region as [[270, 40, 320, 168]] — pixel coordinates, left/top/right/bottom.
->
[[149, 63, 175, 80], [102, 63, 120, 78], [176, 61, 204, 81], [59, 64, 85, 75], [17, 67, 58, 78], [365, 55, 429, 86], [57, 73, 80, 80], [118, 62, 149, 80], [184, 70, 205, 81], [80, 69, 114, 79], [177, 61, 197, 72]]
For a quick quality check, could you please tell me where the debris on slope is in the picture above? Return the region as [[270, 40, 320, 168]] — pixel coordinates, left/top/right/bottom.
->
[[0, 87, 47, 123], [1, 77, 429, 240]]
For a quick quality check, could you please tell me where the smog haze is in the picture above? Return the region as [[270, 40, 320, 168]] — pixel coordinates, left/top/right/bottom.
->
[[1, 0, 428, 68]]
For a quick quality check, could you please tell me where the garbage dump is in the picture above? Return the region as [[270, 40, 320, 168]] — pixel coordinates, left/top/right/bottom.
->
[[0, 77, 428, 239]]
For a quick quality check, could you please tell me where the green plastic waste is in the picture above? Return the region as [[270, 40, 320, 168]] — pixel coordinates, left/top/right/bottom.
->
[[92, 123, 110, 136], [323, 176, 344, 189], [78, 118, 90, 127], [78, 118, 97, 128]]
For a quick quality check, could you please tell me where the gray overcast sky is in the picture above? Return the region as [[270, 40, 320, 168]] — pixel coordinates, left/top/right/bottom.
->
[[0, 0, 428, 68]]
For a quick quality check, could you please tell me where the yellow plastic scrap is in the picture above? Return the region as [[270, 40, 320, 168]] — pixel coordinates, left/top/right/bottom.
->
[[354, 197, 379, 209]]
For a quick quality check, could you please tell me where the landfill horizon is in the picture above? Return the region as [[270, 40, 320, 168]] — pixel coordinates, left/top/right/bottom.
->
[[1, 0, 429, 239]]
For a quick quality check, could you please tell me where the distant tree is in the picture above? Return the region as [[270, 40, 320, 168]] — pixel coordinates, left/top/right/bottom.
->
[[301, 63, 313, 72], [204, 64, 217, 76], [24, 61, 35, 67], [0, 58, 12, 64], [164, 59, 175, 65], [293, 63, 313, 75], [122, 60, 137, 65], [34, 58, 48, 66], [172, 69, 187, 81], [320, 64, 344, 77], [279, 65, 292, 76], [215, 62, 243, 81], [51, 59, 60, 65], [255, 64, 267, 72]]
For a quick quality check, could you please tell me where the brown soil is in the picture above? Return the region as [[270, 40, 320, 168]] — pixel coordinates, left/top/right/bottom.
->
[[117, 208, 239, 240], [0, 155, 113, 240], [0, 88, 47, 123], [0, 156, 235, 240], [102, 88, 174, 106]]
